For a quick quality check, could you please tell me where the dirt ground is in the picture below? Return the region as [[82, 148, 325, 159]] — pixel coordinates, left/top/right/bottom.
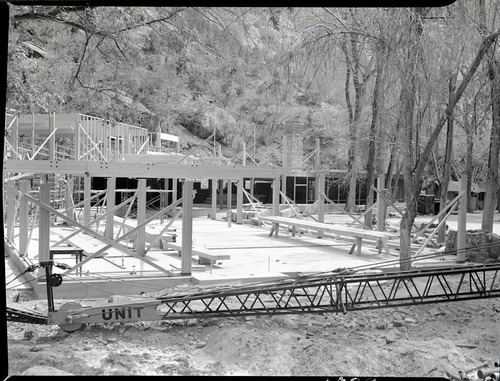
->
[[6, 283, 500, 379]]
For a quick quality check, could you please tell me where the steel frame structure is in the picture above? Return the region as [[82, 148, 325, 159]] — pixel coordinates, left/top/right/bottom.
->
[[7, 262, 500, 330]]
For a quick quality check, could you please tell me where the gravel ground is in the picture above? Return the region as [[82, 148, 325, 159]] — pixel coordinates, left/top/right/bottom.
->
[[6, 285, 500, 379]]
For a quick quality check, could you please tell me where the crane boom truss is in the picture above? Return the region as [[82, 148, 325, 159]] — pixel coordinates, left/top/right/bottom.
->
[[38, 263, 500, 327]]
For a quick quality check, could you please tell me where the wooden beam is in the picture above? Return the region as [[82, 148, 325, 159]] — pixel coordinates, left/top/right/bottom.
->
[[172, 178, 178, 204], [6, 180, 16, 242], [211, 178, 217, 220], [227, 179, 232, 211], [376, 174, 386, 253], [12, 114, 18, 160], [49, 112, 55, 161], [181, 180, 193, 275], [19, 181, 30, 256], [83, 173, 91, 225], [219, 179, 224, 210], [136, 179, 147, 257], [65, 175, 75, 222], [237, 177, 243, 224], [38, 183, 51, 277], [457, 176, 467, 263], [4, 160, 287, 179], [105, 177, 116, 240], [272, 177, 280, 237], [315, 137, 320, 170], [75, 115, 80, 160], [242, 142, 247, 166], [317, 174, 325, 224]]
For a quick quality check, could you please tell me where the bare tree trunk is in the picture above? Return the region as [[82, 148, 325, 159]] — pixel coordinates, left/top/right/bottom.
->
[[364, 45, 384, 229], [466, 129, 475, 213], [482, 56, 500, 231], [438, 78, 455, 242], [342, 34, 367, 213]]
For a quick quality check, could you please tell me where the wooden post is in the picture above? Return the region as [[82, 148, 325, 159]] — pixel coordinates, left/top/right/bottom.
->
[[49, 112, 56, 161], [172, 178, 178, 204], [6, 180, 16, 242], [219, 180, 224, 210], [181, 180, 193, 275], [242, 142, 247, 166], [136, 179, 147, 257], [376, 174, 386, 254], [83, 174, 91, 225], [281, 176, 287, 204], [317, 174, 325, 224], [105, 177, 116, 240], [65, 175, 75, 222], [161, 177, 169, 224], [75, 115, 80, 160], [12, 114, 18, 160], [19, 181, 30, 256], [227, 180, 232, 211], [457, 175, 467, 263], [38, 183, 51, 278], [273, 177, 280, 216], [315, 137, 320, 170], [211, 179, 217, 220], [272, 177, 281, 237], [237, 177, 243, 224]]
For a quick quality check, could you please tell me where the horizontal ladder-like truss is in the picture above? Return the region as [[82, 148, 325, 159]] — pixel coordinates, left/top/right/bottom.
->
[[153, 264, 500, 318], [42, 263, 500, 327]]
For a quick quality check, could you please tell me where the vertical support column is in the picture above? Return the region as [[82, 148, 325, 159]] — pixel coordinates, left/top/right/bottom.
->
[[237, 177, 243, 224], [6, 180, 16, 242], [65, 175, 75, 222], [75, 115, 80, 160], [83, 173, 91, 225], [376, 174, 386, 254], [281, 176, 287, 204], [19, 181, 30, 256], [12, 115, 19, 160], [48, 112, 56, 161], [315, 137, 321, 170], [219, 180, 224, 210], [227, 180, 232, 211], [317, 174, 325, 224], [136, 179, 147, 257], [102, 120, 108, 160], [161, 178, 169, 224], [236, 177, 245, 224], [172, 179, 178, 204], [105, 177, 116, 240], [38, 183, 51, 278], [31, 112, 36, 158], [242, 142, 247, 166], [227, 180, 232, 225], [272, 177, 280, 216], [272, 177, 281, 237], [181, 180, 193, 275], [457, 175, 467, 263], [250, 178, 255, 199], [211, 179, 217, 220]]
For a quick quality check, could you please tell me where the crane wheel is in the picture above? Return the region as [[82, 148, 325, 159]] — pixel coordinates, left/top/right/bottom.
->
[[57, 302, 86, 333]]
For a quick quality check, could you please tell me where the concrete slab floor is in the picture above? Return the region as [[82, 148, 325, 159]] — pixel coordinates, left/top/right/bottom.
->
[[5, 210, 499, 295]]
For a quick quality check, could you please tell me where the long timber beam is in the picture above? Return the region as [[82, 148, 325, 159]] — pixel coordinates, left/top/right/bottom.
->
[[4, 160, 286, 179]]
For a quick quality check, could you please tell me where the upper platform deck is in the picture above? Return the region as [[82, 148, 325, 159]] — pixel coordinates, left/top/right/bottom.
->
[[5, 111, 178, 163]]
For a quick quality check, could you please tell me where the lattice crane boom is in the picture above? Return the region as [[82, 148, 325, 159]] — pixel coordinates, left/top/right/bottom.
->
[[7, 262, 498, 331]]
